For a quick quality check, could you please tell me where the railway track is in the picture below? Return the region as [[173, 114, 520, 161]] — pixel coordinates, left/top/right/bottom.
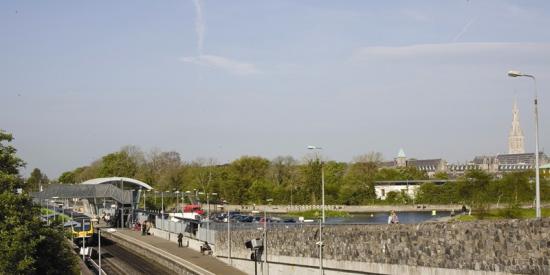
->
[[89, 240, 171, 275]]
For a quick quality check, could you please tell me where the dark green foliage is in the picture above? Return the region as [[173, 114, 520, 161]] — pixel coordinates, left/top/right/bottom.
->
[[57, 171, 75, 184], [26, 168, 49, 191], [0, 130, 79, 274], [223, 156, 270, 204], [99, 151, 138, 178]]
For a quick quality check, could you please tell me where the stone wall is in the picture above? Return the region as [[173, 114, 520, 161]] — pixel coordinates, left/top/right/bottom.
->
[[216, 219, 550, 274]]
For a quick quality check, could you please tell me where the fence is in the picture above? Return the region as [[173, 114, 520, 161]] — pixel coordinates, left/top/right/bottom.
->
[[154, 216, 217, 244]]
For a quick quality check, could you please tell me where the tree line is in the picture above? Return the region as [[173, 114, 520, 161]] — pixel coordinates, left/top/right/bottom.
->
[[55, 146, 550, 207]]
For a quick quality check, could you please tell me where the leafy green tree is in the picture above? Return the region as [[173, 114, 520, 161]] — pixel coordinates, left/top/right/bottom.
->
[[299, 158, 323, 204], [268, 156, 298, 204], [248, 179, 275, 204], [323, 161, 347, 204], [497, 171, 533, 204], [433, 171, 450, 180], [375, 168, 402, 181], [223, 156, 270, 204], [415, 182, 456, 204], [0, 131, 25, 193], [26, 168, 49, 191], [57, 171, 75, 184], [98, 150, 138, 178], [0, 130, 78, 274], [340, 160, 378, 204]]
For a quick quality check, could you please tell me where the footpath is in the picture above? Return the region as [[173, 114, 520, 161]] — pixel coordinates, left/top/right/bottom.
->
[[107, 229, 245, 275]]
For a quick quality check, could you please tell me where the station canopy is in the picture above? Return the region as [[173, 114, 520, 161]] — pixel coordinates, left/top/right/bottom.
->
[[81, 177, 153, 190], [33, 184, 133, 204], [32, 177, 152, 204]]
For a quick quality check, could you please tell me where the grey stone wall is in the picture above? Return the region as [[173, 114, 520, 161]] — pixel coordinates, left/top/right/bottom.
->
[[216, 219, 550, 274]]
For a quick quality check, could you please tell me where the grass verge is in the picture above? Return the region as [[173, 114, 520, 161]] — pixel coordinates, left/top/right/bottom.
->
[[286, 209, 350, 219]]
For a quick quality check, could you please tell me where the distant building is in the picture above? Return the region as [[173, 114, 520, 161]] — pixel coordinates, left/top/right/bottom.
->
[[374, 179, 453, 200], [377, 101, 546, 178], [380, 149, 447, 177], [508, 100, 525, 154]]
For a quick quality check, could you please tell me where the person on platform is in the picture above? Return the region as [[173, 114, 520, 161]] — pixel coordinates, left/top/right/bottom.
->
[[178, 233, 184, 247], [388, 210, 399, 224]]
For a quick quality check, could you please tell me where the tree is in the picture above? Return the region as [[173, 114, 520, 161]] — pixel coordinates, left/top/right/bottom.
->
[[269, 156, 298, 204], [98, 150, 138, 178], [340, 161, 378, 205], [299, 158, 323, 204], [353, 151, 384, 164], [224, 156, 270, 204], [0, 131, 25, 192], [27, 168, 49, 191], [58, 171, 75, 184], [0, 130, 78, 274], [433, 171, 450, 180]]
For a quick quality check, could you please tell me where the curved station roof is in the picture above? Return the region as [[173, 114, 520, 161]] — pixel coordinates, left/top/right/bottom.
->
[[81, 177, 153, 190]]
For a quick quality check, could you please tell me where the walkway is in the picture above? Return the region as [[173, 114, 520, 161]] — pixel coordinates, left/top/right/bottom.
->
[[112, 229, 245, 275]]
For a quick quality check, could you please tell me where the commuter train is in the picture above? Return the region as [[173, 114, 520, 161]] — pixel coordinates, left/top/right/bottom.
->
[[71, 217, 94, 245]]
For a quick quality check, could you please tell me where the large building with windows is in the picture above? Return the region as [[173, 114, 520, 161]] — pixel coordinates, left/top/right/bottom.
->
[[380, 101, 548, 178]]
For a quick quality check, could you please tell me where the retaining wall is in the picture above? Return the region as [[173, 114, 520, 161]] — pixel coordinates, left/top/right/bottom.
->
[[215, 219, 550, 274]]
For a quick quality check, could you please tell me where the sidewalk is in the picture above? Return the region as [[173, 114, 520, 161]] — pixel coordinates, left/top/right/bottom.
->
[[114, 229, 246, 275]]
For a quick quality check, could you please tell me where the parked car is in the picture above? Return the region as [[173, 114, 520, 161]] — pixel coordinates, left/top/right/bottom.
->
[[283, 218, 296, 223]]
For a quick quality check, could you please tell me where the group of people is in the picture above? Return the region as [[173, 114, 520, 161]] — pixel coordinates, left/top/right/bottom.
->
[[388, 210, 399, 224]]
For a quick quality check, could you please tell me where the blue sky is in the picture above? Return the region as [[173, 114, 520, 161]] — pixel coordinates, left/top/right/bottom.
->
[[1, 0, 550, 178]]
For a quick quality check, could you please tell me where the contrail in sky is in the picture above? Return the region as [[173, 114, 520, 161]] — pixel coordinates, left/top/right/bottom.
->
[[193, 0, 205, 55], [452, 18, 476, 42]]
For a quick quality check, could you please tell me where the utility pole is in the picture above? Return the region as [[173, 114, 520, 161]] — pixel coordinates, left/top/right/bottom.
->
[[82, 219, 86, 261], [120, 179, 124, 228], [227, 206, 231, 265], [98, 229, 102, 275]]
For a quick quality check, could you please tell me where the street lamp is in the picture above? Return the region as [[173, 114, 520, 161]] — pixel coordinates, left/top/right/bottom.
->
[[52, 196, 59, 224], [264, 198, 273, 275], [161, 191, 166, 230], [225, 200, 232, 265], [98, 228, 102, 275], [144, 190, 151, 212], [307, 145, 325, 223], [175, 190, 181, 213], [507, 70, 542, 219], [200, 191, 218, 243]]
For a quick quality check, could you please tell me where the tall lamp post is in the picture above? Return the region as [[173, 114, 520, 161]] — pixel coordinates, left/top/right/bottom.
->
[[264, 198, 273, 275], [307, 145, 325, 223], [199, 191, 218, 243], [52, 197, 59, 224], [225, 200, 232, 265], [507, 70, 542, 219], [307, 145, 325, 275], [175, 190, 180, 213]]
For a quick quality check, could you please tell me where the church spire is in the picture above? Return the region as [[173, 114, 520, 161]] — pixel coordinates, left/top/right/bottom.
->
[[508, 99, 525, 154]]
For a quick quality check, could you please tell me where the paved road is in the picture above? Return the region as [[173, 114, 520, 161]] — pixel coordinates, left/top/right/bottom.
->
[[114, 229, 246, 275]]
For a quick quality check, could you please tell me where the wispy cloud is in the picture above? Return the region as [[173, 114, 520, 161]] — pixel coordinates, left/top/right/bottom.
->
[[181, 55, 261, 75], [192, 0, 205, 55], [452, 18, 476, 42], [353, 42, 550, 61]]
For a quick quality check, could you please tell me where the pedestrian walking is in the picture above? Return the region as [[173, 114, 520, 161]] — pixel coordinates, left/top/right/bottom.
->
[[178, 233, 183, 247]]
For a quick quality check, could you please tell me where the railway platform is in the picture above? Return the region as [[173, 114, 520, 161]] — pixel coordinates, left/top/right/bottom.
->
[[103, 229, 245, 275]]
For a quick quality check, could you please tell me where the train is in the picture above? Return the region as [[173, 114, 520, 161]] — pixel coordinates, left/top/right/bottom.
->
[[71, 217, 94, 246]]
